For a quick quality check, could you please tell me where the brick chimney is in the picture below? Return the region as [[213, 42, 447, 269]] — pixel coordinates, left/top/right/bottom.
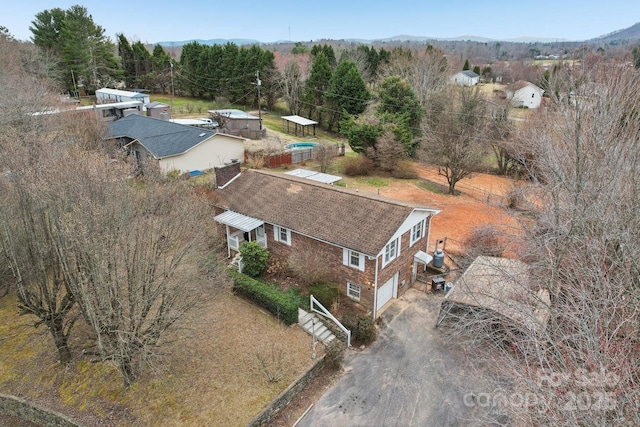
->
[[214, 160, 241, 188]]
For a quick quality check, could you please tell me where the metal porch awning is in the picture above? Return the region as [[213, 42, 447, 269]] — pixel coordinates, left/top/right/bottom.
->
[[214, 210, 263, 232], [414, 250, 433, 265]]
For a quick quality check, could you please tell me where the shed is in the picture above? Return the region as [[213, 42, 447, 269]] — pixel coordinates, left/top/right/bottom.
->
[[437, 256, 550, 332], [281, 115, 318, 137], [146, 101, 171, 119]]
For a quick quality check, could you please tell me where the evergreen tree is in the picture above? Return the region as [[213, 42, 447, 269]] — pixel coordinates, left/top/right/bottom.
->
[[303, 51, 333, 122], [340, 113, 384, 154], [31, 5, 119, 92], [291, 42, 309, 54], [633, 46, 640, 68], [311, 44, 336, 68], [376, 76, 422, 135], [117, 34, 135, 87], [324, 60, 370, 131], [29, 8, 66, 51], [473, 65, 481, 75], [463, 59, 470, 70]]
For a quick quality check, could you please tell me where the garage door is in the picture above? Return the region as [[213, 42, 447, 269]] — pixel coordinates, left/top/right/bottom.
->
[[377, 273, 398, 312]]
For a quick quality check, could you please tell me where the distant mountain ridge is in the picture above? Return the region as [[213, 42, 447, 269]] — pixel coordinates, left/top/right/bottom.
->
[[156, 38, 260, 47], [593, 22, 640, 42], [155, 22, 640, 47]]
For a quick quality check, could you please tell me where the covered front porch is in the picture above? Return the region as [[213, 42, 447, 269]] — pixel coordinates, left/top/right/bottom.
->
[[214, 210, 267, 258]]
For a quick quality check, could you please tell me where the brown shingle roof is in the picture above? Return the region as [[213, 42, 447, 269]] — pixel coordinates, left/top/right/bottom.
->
[[445, 256, 550, 331], [215, 169, 437, 256]]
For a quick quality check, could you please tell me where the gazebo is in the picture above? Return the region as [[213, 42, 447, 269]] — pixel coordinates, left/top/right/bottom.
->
[[281, 115, 318, 137]]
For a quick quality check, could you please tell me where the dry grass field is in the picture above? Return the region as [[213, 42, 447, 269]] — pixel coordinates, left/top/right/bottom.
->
[[0, 287, 317, 426]]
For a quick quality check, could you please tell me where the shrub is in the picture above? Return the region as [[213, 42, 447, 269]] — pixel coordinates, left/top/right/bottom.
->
[[239, 241, 269, 277], [391, 160, 419, 179], [308, 283, 340, 308], [246, 151, 265, 169], [462, 225, 508, 269], [228, 269, 303, 325], [324, 339, 346, 371], [342, 155, 374, 176], [341, 313, 377, 346], [255, 343, 285, 383], [265, 253, 289, 276], [288, 249, 333, 286]]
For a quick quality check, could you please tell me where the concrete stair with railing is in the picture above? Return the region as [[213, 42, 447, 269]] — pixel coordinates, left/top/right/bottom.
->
[[298, 308, 336, 345]]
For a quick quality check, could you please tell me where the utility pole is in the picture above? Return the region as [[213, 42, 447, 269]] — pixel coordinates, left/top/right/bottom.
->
[[256, 70, 262, 130], [170, 60, 175, 109], [70, 69, 78, 99]]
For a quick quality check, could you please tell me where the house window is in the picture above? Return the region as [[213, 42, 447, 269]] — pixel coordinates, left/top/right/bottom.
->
[[410, 220, 425, 246], [343, 249, 365, 272], [274, 226, 291, 245], [350, 251, 360, 267], [347, 283, 361, 301], [383, 238, 399, 266]]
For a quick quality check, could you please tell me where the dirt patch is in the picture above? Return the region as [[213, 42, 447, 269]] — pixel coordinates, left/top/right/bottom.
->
[[342, 164, 522, 258]]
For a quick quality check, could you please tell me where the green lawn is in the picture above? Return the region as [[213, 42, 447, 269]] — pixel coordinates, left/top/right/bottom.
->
[[150, 95, 222, 117]]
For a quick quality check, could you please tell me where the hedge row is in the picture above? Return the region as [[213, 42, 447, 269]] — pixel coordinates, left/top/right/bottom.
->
[[228, 269, 304, 325]]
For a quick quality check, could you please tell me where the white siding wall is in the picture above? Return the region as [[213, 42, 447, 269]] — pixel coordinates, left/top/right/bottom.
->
[[512, 86, 543, 109], [159, 135, 245, 174]]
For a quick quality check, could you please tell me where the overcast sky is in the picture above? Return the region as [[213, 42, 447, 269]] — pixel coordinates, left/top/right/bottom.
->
[[4, 1, 640, 44]]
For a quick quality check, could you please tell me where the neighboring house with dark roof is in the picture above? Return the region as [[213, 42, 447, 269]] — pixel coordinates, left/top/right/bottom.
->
[[107, 114, 246, 175], [213, 166, 440, 318], [450, 70, 480, 86], [506, 81, 545, 109]]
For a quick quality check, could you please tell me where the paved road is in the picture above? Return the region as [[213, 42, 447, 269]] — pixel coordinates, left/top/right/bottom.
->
[[298, 289, 493, 427]]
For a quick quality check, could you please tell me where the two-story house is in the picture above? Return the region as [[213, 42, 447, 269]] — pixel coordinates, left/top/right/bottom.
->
[[213, 165, 440, 318]]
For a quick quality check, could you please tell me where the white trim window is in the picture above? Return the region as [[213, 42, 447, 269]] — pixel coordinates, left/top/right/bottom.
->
[[410, 219, 425, 246], [273, 225, 291, 245], [383, 237, 400, 267], [343, 248, 365, 272], [347, 282, 361, 301]]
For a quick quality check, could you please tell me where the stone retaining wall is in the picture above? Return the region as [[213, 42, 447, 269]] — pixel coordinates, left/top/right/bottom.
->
[[0, 394, 83, 427], [247, 355, 326, 427]]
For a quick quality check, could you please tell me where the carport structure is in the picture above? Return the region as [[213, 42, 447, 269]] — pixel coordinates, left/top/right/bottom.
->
[[281, 115, 318, 137], [436, 256, 550, 333]]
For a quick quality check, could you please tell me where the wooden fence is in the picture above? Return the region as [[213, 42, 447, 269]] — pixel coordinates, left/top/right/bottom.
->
[[245, 144, 343, 169]]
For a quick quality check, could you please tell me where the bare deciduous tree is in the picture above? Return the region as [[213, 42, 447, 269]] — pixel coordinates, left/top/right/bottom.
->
[[421, 86, 491, 194], [278, 59, 307, 116], [1, 173, 78, 365], [0, 35, 77, 365], [378, 46, 449, 107], [60, 174, 216, 386], [366, 130, 406, 172], [440, 63, 640, 426]]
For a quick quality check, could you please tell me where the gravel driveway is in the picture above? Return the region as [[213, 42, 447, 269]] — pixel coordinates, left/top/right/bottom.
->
[[297, 288, 494, 427]]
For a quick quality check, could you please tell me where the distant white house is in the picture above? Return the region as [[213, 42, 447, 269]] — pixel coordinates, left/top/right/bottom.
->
[[95, 88, 150, 108], [450, 70, 480, 86], [506, 81, 545, 109]]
